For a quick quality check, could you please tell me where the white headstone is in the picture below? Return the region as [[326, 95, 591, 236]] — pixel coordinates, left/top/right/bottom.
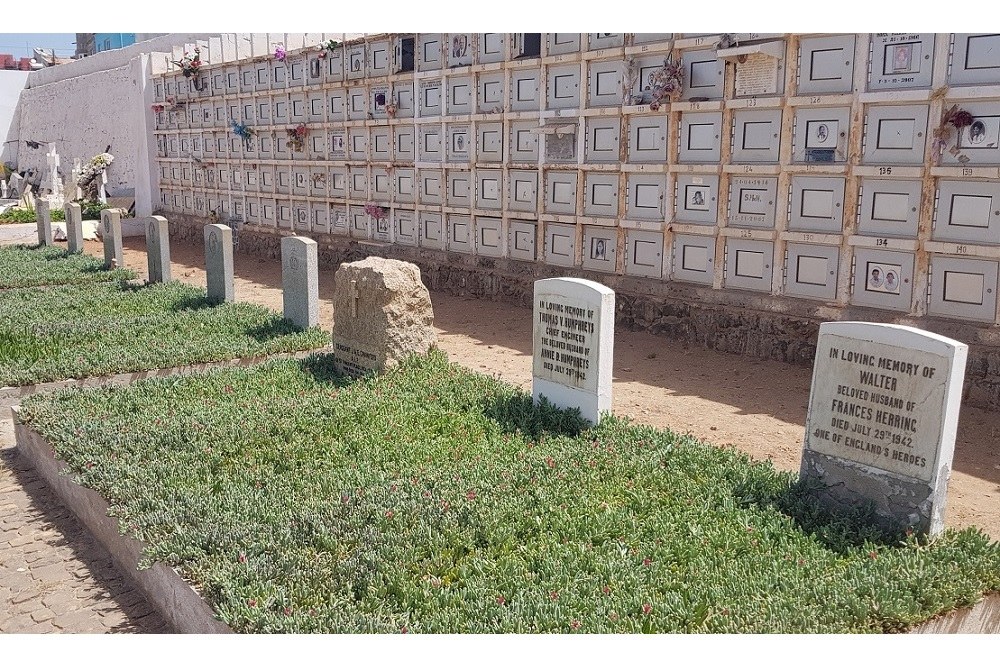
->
[[9, 172, 23, 198], [69, 158, 83, 201], [531, 278, 615, 425], [63, 202, 83, 253], [100, 208, 124, 269], [1, 179, 8, 199], [36, 199, 52, 246], [281, 236, 318, 330], [145, 216, 171, 284], [800, 322, 969, 536], [204, 224, 234, 304], [43, 144, 65, 208]]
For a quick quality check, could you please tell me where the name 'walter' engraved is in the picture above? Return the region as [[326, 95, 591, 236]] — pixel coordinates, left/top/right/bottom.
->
[[804, 333, 947, 482]]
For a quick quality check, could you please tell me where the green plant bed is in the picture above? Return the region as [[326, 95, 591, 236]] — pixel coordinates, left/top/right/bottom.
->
[[0, 280, 329, 386], [0, 245, 135, 289], [0, 208, 66, 224], [17, 352, 1000, 633]]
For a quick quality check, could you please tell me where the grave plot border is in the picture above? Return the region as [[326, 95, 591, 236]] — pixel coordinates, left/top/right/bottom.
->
[[12, 409, 233, 634]]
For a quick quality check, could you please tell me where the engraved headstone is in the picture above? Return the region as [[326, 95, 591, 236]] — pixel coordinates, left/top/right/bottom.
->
[[800, 322, 969, 536], [280, 236, 318, 329], [145, 216, 172, 283], [331, 257, 436, 377], [63, 202, 83, 253], [532, 278, 615, 425], [100, 208, 124, 269], [36, 199, 52, 246], [205, 223, 234, 304]]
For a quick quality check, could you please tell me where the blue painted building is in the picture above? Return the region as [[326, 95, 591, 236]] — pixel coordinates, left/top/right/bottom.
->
[[93, 33, 136, 53]]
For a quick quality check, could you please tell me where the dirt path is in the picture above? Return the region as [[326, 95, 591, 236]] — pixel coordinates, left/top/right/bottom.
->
[[69, 235, 999, 540]]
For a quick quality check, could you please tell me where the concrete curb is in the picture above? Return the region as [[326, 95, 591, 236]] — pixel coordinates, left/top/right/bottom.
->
[[909, 593, 1000, 633], [0, 346, 332, 409], [12, 409, 233, 634]]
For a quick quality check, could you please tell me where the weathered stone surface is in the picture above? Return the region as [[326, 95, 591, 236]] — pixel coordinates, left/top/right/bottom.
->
[[281, 236, 318, 329], [63, 203, 83, 253], [100, 208, 124, 269], [145, 216, 171, 284], [800, 322, 968, 536], [204, 224, 234, 304], [332, 257, 436, 377], [36, 200, 52, 246]]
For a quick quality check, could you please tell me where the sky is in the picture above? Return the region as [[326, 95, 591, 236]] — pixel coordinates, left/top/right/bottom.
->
[[0, 33, 77, 58]]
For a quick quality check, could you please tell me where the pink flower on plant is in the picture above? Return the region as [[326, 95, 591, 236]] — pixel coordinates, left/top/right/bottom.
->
[[642, 603, 652, 615]]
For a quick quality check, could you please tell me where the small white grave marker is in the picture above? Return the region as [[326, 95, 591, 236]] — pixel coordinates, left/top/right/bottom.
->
[[145, 216, 171, 283], [204, 224, 234, 303], [101, 208, 124, 269], [36, 199, 52, 246], [281, 236, 318, 329], [63, 202, 83, 253], [800, 322, 968, 536], [531, 277, 615, 425]]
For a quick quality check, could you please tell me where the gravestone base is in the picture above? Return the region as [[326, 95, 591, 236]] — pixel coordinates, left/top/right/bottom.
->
[[532, 377, 610, 424], [800, 450, 942, 535]]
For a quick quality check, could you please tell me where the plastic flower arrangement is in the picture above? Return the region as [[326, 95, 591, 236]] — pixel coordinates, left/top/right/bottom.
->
[[647, 55, 684, 111], [172, 48, 202, 78], [287, 124, 308, 152], [932, 104, 975, 160], [318, 40, 340, 59], [364, 202, 388, 220], [230, 120, 257, 150], [274, 45, 286, 61], [385, 99, 398, 118]]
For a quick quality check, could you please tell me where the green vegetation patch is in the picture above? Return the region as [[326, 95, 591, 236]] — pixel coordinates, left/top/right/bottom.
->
[[0, 280, 329, 386], [0, 245, 135, 289], [18, 352, 1000, 633], [0, 207, 66, 224]]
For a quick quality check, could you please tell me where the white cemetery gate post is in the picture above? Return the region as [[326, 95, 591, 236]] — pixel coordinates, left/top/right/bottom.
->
[[281, 236, 318, 329], [145, 216, 172, 284], [100, 208, 124, 269], [799, 322, 968, 536], [63, 202, 84, 253], [36, 199, 52, 246], [204, 224, 234, 304], [531, 278, 615, 425]]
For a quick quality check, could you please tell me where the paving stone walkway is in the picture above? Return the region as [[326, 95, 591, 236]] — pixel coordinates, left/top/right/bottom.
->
[[0, 416, 167, 633]]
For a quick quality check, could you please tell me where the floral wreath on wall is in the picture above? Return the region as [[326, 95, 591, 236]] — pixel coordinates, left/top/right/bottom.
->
[[287, 124, 308, 152], [364, 202, 388, 220], [318, 40, 340, 59], [172, 48, 202, 78], [77, 153, 114, 200], [932, 104, 976, 164], [230, 120, 257, 150]]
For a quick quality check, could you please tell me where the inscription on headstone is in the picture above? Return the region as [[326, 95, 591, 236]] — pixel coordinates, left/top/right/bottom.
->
[[331, 257, 436, 377], [36, 199, 52, 246], [204, 223, 234, 303], [63, 203, 83, 253], [531, 277, 614, 424], [101, 208, 124, 269], [145, 216, 172, 283], [800, 322, 968, 536], [280, 236, 318, 329]]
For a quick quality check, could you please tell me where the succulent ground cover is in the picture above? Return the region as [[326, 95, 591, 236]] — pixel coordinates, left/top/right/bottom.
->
[[0, 280, 329, 386], [0, 245, 135, 289], [18, 352, 1000, 633]]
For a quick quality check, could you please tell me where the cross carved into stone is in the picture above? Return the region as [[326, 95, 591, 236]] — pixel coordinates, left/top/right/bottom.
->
[[350, 279, 359, 318]]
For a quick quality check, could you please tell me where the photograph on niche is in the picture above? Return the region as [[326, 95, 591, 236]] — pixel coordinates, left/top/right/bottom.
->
[[806, 120, 838, 148], [310, 58, 321, 79], [961, 117, 999, 148], [865, 262, 902, 295], [350, 53, 363, 72], [373, 89, 388, 113], [452, 35, 468, 58], [686, 185, 710, 211], [889, 43, 914, 73], [453, 133, 467, 153], [591, 237, 608, 261], [331, 134, 346, 154]]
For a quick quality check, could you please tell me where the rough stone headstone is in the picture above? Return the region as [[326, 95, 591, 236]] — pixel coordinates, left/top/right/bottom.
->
[[532, 277, 615, 425], [63, 202, 83, 253], [281, 236, 318, 330], [800, 322, 969, 536], [35, 199, 52, 246], [205, 224, 234, 304], [100, 208, 124, 269], [145, 216, 171, 283], [331, 257, 436, 377]]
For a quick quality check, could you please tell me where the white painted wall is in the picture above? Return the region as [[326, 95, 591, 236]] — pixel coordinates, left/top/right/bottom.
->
[[0, 71, 30, 167]]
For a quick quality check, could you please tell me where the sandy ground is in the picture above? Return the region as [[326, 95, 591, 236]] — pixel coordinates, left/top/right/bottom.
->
[[25, 234, 1000, 539]]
